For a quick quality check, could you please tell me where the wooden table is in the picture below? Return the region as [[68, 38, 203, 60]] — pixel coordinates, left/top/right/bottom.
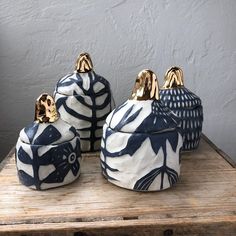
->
[[0, 135, 235, 236]]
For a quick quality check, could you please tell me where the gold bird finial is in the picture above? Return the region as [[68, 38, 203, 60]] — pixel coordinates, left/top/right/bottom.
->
[[75, 52, 93, 73], [162, 66, 184, 89], [130, 69, 160, 101], [35, 93, 59, 123]]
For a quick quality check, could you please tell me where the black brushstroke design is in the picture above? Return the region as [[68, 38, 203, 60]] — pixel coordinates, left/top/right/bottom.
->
[[101, 100, 182, 190], [55, 71, 113, 152]]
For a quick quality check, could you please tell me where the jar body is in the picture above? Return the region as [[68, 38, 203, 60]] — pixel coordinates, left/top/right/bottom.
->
[[15, 136, 81, 190], [54, 71, 114, 152], [160, 88, 203, 151], [100, 123, 183, 191]]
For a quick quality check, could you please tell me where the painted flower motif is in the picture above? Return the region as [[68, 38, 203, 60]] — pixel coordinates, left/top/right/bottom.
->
[[16, 147, 35, 187], [101, 100, 183, 191], [38, 138, 81, 184]]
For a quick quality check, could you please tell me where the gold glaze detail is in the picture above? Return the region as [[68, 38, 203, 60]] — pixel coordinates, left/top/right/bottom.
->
[[162, 66, 184, 89], [130, 69, 160, 101], [35, 94, 59, 123], [75, 52, 93, 73]]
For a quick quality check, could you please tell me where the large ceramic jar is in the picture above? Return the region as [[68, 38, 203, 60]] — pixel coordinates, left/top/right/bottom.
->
[[54, 53, 114, 152], [100, 69, 183, 191], [15, 94, 81, 190], [160, 67, 203, 151]]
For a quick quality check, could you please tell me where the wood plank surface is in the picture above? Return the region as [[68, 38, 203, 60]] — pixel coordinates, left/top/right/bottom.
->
[[0, 136, 235, 236]]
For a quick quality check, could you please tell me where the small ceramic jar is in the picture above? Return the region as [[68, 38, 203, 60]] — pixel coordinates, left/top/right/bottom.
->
[[159, 67, 203, 151], [15, 94, 81, 190], [100, 70, 183, 191], [54, 53, 114, 152]]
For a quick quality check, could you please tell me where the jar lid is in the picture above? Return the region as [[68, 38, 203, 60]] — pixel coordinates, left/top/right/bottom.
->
[[160, 67, 202, 109], [54, 52, 110, 96], [106, 69, 180, 134], [19, 94, 77, 145]]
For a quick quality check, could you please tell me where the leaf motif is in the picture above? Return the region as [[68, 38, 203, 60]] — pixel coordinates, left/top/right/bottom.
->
[[71, 160, 80, 176], [100, 160, 119, 181], [33, 125, 62, 145], [24, 122, 39, 143], [42, 167, 70, 184], [133, 167, 162, 191], [102, 130, 147, 158], [166, 166, 178, 186], [72, 77, 87, 94], [114, 105, 134, 130], [133, 166, 179, 191], [95, 93, 111, 110], [120, 134, 147, 156], [100, 159, 119, 172], [58, 80, 75, 87], [117, 108, 142, 131], [75, 95, 92, 108], [62, 102, 91, 121], [59, 73, 74, 84], [18, 170, 35, 187], [17, 147, 32, 164], [69, 126, 77, 135], [113, 104, 142, 131], [55, 96, 67, 109]]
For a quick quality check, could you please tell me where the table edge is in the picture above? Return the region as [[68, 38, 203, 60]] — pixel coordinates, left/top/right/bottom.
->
[[0, 215, 235, 234], [0, 147, 15, 172], [202, 134, 236, 168]]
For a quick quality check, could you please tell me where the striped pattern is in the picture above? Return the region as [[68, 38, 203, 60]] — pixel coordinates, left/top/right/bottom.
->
[[54, 71, 114, 152], [160, 87, 203, 150]]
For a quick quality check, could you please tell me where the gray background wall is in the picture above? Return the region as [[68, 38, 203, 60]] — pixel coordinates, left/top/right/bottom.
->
[[0, 0, 236, 161]]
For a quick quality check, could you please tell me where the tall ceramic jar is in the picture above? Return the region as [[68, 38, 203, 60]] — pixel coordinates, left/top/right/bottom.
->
[[100, 69, 183, 191], [15, 94, 81, 190], [159, 67, 203, 151], [54, 53, 114, 152]]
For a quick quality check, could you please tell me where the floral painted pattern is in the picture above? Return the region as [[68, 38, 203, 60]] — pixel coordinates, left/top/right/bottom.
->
[[100, 100, 183, 191], [54, 70, 114, 152], [16, 119, 81, 190]]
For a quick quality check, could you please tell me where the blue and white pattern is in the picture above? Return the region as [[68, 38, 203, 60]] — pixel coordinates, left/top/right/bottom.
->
[[100, 100, 183, 191], [54, 71, 114, 152], [15, 118, 81, 190], [160, 87, 203, 151]]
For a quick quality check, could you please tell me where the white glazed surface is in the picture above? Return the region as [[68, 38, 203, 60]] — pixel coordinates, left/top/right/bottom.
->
[[1, 1, 236, 161], [54, 71, 114, 152], [101, 124, 183, 191], [16, 135, 81, 190], [101, 100, 183, 191], [16, 117, 81, 190], [19, 118, 76, 145]]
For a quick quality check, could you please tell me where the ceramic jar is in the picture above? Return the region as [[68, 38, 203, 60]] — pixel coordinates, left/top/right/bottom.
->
[[54, 53, 114, 152], [160, 67, 203, 151], [100, 70, 183, 191], [15, 94, 81, 190]]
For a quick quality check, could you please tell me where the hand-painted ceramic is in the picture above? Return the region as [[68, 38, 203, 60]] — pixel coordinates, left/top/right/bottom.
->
[[159, 67, 203, 151], [54, 53, 114, 152], [100, 70, 183, 191], [15, 94, 81, 190]]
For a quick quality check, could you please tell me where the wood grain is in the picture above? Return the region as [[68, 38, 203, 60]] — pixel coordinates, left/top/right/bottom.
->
[[0, 137, 235, 236]]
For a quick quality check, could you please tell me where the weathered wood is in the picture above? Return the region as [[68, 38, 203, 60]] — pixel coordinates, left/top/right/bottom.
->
[[0, 137, 235, 236], [202, 134, 236, 168]]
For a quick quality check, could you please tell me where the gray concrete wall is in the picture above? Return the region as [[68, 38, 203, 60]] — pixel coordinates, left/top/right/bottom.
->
[[0, 0, 236, 161]]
